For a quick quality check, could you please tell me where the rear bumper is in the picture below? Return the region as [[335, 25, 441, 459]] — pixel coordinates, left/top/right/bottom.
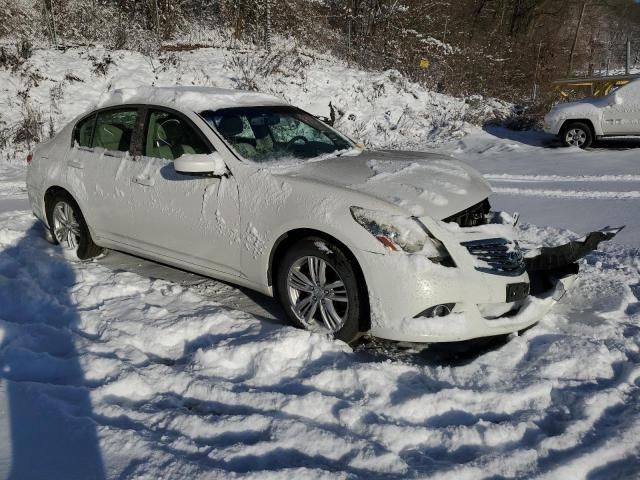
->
[[26, 182, 46, 226]]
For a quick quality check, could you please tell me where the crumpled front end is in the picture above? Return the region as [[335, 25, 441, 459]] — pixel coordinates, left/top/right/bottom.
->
[[357, 201, 622, 343]]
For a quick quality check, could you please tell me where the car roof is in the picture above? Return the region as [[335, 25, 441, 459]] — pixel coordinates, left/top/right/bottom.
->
[[97, 86, 290, 113]]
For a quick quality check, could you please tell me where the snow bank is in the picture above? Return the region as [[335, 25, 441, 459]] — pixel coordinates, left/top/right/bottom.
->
[[0, 208, 639, 479], [0, 44, 510, 158]]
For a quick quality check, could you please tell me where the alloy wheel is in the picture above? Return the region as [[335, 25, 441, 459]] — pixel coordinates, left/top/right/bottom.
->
[[286, 256, 349, 333], [52, 201, 81, 250], [565, 128, 588, 147]]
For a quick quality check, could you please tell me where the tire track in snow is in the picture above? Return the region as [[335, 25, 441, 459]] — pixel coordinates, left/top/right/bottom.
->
[[0, 181, 27, 198], [491, 187, 640, 200], [486, 174, 640, 183]]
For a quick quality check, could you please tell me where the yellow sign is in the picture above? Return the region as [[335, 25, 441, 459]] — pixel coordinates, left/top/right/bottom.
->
[[419, 58, 430, 69]]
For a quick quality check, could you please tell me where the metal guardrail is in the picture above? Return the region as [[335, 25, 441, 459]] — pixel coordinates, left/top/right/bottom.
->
[[552, 74, 640, 97]]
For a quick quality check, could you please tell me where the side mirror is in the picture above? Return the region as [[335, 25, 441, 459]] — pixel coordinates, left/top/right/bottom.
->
[[174, 152, 229, 177]]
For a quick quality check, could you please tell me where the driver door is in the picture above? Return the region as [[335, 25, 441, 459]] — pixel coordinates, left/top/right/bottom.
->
[[124, 107, 242, 278]]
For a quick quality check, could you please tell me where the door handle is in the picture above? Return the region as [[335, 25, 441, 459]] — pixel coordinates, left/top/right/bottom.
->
[[132, 175, 155, 187]]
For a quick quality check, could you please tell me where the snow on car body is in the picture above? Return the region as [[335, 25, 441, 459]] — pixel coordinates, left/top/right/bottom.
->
[[544, 78, 640, 148], [27, 86, 582, 344]]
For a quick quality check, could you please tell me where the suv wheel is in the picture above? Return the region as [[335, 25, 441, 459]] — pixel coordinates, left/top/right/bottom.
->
[[47, 192, 103, 260], [276, 237, 365, 344], [561, 122, 593, 149]]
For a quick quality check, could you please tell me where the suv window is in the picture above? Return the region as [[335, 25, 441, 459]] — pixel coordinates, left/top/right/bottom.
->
[[616, 80, 640, 102], [93, 109, 139, 153], [73, 114, 96, 148], [145, 110, 210, 160]]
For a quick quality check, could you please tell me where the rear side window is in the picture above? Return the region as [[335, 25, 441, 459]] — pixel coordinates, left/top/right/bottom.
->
[[617, 80, 640, 103], [144, 110, 210, 160], [73, 114, 96, 148], [92, 109, 139, 153]]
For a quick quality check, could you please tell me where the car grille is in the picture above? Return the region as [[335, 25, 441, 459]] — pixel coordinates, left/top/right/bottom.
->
[[443, 199, 490, 227], [460, 238, 526, 277]]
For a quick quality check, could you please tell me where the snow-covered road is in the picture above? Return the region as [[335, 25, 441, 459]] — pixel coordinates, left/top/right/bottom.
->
[[1, 129, 639, 479], [437, 129, 640, 247]]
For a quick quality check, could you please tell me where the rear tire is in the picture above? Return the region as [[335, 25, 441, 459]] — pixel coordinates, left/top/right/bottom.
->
[[276, 237, 364, 344], [46, 192, 103, 260], [560, 122, 593, 149]]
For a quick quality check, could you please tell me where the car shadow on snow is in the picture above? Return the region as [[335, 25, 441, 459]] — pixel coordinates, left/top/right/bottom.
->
[[591, 137, 640, 150], [356, 333, 514, 368], [481, 125, 560, 148], [484, 125, 640, 150], [0, 224, 105, 479], [97, 250, 286, 324]]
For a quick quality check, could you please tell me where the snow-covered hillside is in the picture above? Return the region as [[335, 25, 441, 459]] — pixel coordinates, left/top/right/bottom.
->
[[0, 43, 509, 158], [1, 43, 639, 479]]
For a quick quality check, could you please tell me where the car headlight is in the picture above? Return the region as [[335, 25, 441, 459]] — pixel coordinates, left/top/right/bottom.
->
[[350, 206, 452, 263]]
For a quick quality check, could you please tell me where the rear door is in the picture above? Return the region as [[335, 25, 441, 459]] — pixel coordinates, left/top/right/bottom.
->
[[81, 106, 143, 243], [65, 113, 97, 222]]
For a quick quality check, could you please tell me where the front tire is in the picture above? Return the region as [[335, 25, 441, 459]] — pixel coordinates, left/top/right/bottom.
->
[[560, 122, 593, 149], [276, 237, 364, 344], [46, 192, 103, 260]]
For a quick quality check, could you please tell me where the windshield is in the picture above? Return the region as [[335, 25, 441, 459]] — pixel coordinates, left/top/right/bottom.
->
[[200, 106, 354, 163]]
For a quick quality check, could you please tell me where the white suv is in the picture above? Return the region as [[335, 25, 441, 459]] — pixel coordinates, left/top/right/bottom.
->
[[544, 79, 640, 148], [27, 86, 597, 344]]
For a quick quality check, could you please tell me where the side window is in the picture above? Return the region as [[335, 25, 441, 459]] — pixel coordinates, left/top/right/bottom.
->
[[618, 81, 640, 103], [92, 109, 139, 153], [73, 114, 96, 148], [145, 110, 210, 160]]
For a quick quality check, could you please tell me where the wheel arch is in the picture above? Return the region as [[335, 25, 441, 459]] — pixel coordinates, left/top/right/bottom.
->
[[268, 228, 371, 331], [43, 186, 79, 224], [560, 119, 597, 137]]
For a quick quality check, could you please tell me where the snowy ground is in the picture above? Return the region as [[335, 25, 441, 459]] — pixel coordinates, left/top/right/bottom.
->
[[1, 123, 639, 479], [0, 40, 639, 479]]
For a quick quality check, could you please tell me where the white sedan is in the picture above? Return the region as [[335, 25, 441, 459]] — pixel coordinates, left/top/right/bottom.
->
[[26, 87, 609, 344]]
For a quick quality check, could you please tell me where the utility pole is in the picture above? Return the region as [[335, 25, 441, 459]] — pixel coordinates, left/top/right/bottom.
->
[[347, 5, 352, 66], [626, 39, 631, 75]]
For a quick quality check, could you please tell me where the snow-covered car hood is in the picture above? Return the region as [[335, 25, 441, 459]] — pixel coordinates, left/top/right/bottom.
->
[[545, 96, 609, 121], [274, 150, 492, 219]]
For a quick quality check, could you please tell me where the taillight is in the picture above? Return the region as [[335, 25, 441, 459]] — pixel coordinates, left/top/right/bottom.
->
[[26, 152, 33, 164]]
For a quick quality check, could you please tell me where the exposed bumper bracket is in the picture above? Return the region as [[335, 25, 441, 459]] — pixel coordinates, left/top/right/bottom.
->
[[525, 226, 624, 295]]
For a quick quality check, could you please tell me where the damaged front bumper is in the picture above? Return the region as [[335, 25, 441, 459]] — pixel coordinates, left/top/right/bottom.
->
[[361, 216, 623, 343]]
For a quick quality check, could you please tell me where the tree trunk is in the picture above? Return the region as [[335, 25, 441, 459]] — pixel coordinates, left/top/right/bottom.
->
[[568, 1, 587, 76]]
